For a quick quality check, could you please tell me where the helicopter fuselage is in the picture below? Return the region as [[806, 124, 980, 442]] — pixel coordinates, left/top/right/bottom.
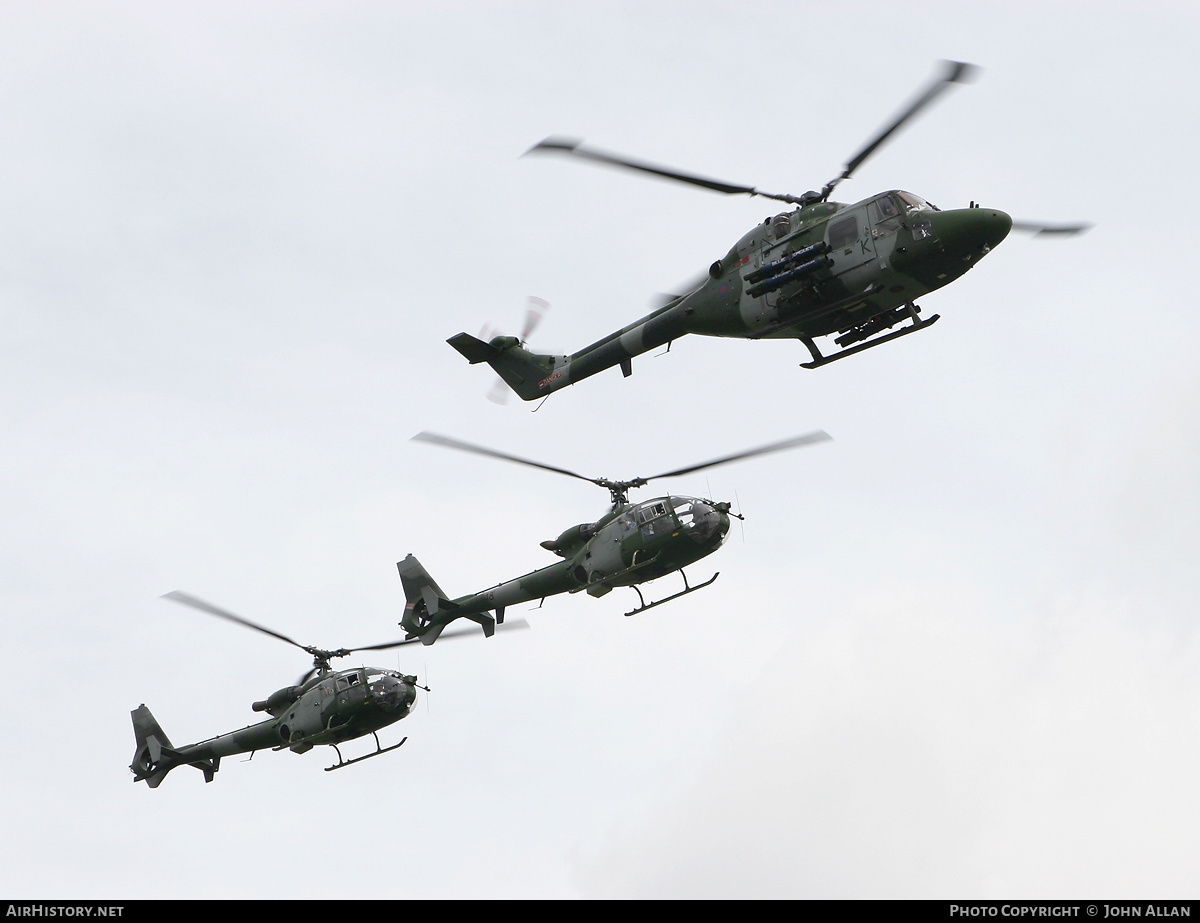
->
[[402, 495, 730, 638], [450, 191, 1012, 397], [268, 667, 417, 750], [495, 493, 729, 598]]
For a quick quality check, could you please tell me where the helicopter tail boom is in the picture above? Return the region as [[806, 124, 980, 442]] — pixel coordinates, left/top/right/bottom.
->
[[451, 296, 695, 401]]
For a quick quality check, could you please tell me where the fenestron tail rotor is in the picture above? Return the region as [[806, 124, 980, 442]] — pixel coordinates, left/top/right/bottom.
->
[[412, 430, 831, 509]]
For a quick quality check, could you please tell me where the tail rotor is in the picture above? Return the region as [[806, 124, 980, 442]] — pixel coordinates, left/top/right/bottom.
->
[[482, 297, 551, 404]]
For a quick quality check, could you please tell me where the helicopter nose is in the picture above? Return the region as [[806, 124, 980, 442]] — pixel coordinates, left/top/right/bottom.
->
[[975, 208, 1012, 249], [932, 207, 1012, 255]]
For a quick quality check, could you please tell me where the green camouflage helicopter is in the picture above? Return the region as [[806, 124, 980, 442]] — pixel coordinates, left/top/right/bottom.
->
[[398, 429, 830, 644], [449, 61, 1086, 401], [130, 591, 520, 786]]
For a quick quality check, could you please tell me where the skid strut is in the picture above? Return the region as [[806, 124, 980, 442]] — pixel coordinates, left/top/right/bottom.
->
[[625, 569, 719, 617], [800, 303, 939, 369], [325, 733, 408, 772]]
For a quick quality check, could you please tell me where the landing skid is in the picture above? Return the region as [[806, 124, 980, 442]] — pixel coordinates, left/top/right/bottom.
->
[[800, 304, 939, 369], [625, 569, 719, 617], [325, 733, 407, 772]]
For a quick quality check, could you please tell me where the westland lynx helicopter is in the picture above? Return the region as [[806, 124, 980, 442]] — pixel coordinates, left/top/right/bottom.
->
[[397, 429, 830, 644], [449, 61, 1087, 401], [130, 591, 516, 787]]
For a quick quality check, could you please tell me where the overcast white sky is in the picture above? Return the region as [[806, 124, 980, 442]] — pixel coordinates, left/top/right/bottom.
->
[[2, 0, 1199, 899]]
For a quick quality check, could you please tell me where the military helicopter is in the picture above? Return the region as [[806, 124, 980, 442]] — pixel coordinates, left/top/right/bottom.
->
[[398, 429, 830, 644], [130, 591, 517, 787], [448, 61, 1087, 401]]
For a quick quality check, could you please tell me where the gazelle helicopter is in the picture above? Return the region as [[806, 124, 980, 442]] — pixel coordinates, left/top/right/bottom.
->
[[449, 61, 1087, 401], [397, 429, 830, 645], [130, 591, 521, 787]]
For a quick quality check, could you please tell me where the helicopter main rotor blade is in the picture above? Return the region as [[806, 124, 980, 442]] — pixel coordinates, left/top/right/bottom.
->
[[345, 618, 532, 655], [162, 591, 309, 652], [822, 60, 977, 200], [1009, 220, 1092, 236], [292, 622, 529, 685], [642, 430, 833, 482], [527, 137, 805, 206], [412, 431, 598, 485], [436, 617, 531, 640], [416, 430, 831, 502], [165, 591, 530, 685]]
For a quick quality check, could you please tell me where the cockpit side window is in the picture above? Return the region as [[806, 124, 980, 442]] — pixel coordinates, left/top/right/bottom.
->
[[636, 502, 668, 524], [672, 497, 719, 541], [873, 195, 903, 235], [636, 501, 675, 539], [828, 215, 858, 250], [898, 191, 937, 213]]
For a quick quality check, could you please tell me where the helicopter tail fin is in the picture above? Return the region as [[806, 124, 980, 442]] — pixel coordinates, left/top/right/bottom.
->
[[397, 554, 494, 645], [129, 705, 219, 788], [447, 333, 564, 402]]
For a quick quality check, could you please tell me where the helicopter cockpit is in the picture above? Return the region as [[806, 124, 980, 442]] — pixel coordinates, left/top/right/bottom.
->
[[625, 497, 723, 544], [896, 190, 938, 212], [671, 497, 723, 542], [867, 191, 940, 240], [366, 670, 414, 712]]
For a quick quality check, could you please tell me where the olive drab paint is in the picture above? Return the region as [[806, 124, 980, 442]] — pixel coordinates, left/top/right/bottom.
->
[[397, 431, 832, 645], [129, 593, 429, 786], [130, 61, 1086, 787], [448, 61, 1084, 400]]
